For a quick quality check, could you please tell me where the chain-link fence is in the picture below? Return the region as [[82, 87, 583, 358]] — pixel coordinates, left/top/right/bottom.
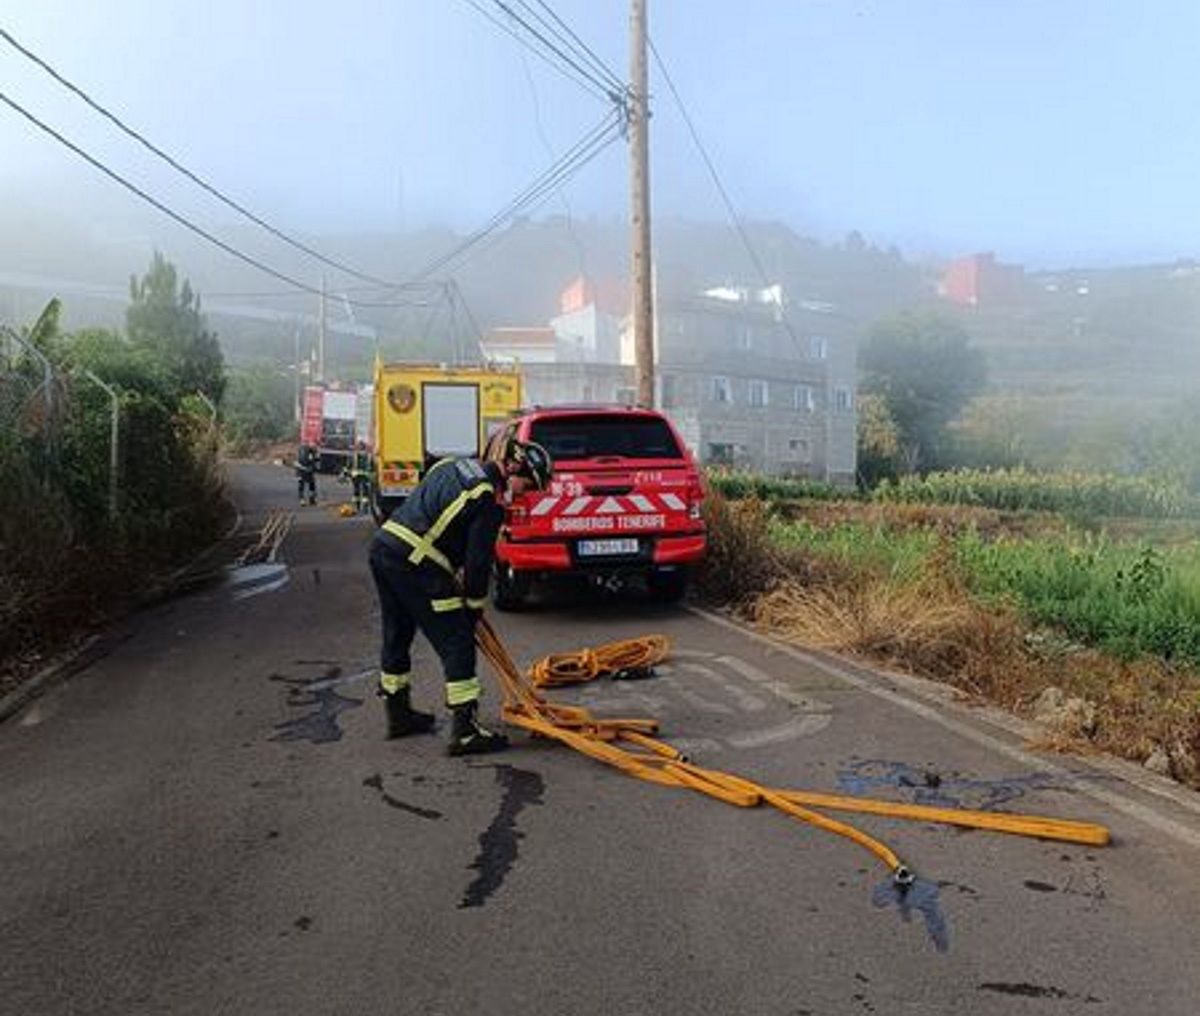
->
[[1, 326, 225, 675]]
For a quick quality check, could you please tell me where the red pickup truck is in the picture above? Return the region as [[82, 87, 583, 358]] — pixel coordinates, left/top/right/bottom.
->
[[487, 406, 707, 609]]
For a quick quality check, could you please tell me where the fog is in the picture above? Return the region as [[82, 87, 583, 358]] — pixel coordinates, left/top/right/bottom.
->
[[3, 0, 1198, 445]]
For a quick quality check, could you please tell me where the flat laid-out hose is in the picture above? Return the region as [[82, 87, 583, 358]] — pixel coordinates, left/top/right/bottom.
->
[[476, 620, 1111, 887]]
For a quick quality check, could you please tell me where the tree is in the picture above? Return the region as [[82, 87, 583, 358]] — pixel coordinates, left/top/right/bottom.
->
[[856, 392, 900, 487], [859, 312, 987, 472], [223, 366, 296, 448], [127, 252, 225, 402]]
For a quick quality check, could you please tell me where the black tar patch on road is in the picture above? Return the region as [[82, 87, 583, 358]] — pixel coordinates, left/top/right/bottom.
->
[[459, 764, 545, 910]]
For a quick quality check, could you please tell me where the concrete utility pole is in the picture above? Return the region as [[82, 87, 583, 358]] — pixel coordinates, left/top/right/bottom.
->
[[630, 0, 655, 408], [317, 274, 327, 383]]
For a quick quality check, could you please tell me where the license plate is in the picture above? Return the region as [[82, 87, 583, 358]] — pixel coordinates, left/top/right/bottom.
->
[[578, 538, 639, 557]]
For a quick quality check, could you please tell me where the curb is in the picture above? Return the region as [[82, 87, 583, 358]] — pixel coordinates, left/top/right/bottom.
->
[[687, 604, 1200, 849]]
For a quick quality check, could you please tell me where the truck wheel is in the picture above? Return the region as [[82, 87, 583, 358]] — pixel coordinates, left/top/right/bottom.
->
[[649, 569, 688, 603], [493, 565, 531, 611]]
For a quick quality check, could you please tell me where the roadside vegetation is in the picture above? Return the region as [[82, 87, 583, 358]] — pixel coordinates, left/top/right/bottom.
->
[[0, 254, 229, 691], [700, 490, 1200, 788]]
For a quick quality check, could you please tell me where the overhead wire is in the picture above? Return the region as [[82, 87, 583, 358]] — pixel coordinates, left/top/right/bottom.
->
[[0, 26, 423, 293], [458, 0, 612, 102], [515, 0, 625, 93], [0, 90, 408, 308], [648, 34, 807, 357], [404, 109, 622, 283]]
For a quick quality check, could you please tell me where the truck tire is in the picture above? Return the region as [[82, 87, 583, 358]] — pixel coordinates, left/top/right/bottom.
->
[[649, 568, 688, 603], [493, 564, 531, 612]]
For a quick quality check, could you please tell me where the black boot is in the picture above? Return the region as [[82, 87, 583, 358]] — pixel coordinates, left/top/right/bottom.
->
[[448, 700, 508, 756], [381, 687, 435, 738]]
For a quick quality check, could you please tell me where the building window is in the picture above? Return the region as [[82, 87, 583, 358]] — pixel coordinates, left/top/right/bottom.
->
[[788, 437, 811, 462], [615, 386, 636, 406], [834, 387, 853, 412], [710, 376, 732, 404], [660, 373, 676, 409], [748, 379, 769, 408], [809, 336, 829, 360], [736, 323, 753, 351], [793, 384, 815, 412], [705, 441, 734, 465]]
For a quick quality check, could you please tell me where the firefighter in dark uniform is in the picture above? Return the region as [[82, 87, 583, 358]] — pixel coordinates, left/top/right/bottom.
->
[[368, 438, 553, 755], [343, 442, 373, 515], [295, 444, 318, 506]]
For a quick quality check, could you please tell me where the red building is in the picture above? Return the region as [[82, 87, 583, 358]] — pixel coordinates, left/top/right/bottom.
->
[[939, 252, 1025, 307]]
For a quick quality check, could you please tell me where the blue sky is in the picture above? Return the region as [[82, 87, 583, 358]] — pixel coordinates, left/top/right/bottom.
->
[[2, 1, 1197, 268]]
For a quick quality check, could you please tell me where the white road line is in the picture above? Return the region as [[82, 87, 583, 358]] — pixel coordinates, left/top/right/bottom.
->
[[715, 654, 832, 712], [691, 606, 1200, 851], [679, 662, 767, 712], [655, 675, 735, 715], [727, 714, 833, 749]]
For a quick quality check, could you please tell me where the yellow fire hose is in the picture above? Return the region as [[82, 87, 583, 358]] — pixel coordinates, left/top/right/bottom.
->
[[478, 621, 1111, 888]]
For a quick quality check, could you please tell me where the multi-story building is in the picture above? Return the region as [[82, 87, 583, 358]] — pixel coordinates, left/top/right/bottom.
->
[[481, 276, 858, 484]]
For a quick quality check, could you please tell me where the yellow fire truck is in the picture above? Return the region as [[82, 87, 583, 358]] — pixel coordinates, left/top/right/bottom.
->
[[370, 362, 523, 520]]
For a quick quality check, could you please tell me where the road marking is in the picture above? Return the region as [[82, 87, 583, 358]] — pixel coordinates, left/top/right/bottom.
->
[[654, 674, 735, 715], [728, 714, 832, 749], [690, 606, 1200, 851], [678, 662, 767, 711]]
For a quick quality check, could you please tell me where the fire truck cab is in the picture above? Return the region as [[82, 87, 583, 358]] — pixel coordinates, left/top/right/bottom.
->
[[486, 405, 707, 608]]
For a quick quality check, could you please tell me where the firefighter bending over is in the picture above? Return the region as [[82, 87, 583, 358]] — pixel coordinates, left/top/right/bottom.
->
[[368, 438, 553, 755]]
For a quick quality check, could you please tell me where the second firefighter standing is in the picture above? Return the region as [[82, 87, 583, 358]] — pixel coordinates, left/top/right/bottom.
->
[[368, 438, 553, 756]]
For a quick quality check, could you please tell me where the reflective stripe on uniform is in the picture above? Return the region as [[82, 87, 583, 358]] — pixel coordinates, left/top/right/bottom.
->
[[382, 520, 454, 573], [431, 596, 465, 612], [379, 671, 410, 695], [407, 482, 493, 566], [445, 677, 481, 706], [465, 596, 487, 610]]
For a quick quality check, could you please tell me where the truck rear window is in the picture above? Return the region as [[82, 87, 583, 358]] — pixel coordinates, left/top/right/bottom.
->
[[530, 415, 682, 461]]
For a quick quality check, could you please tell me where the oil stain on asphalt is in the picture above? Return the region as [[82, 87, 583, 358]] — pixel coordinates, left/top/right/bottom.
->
[[838, 759, 1065, 810], [362, 773, 443, 820], [459, 764, 545, 910], [269, 668, 362, 744]]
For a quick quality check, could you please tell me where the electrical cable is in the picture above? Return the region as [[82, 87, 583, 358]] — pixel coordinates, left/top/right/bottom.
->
[[406, 110, 621, 283], [0, 26, 422, 292], [648, 34, 807, 357], [458, 0, 611, 102], [491, 0, 622, 99], [515, 0, 625, 93]]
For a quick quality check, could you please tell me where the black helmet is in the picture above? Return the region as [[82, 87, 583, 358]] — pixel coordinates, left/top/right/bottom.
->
[[506, 439, 553, 490]]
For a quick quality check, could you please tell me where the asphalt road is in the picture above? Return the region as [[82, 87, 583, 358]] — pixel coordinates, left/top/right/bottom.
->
[[4, 462, 1200, 1015]]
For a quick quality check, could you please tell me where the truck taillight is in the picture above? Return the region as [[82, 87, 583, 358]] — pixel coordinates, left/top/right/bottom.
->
[[687, 475, 704, 520]]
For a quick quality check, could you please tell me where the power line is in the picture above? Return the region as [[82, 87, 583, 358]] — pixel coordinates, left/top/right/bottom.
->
[[647, 35, 806, 355], [492, 0, 623, 99], [0, 26, 419, 292], [0, 90, 419, 309], [405, 110, 622, 283], [517, 1, 624, 92], [458, 0, 612, 102]]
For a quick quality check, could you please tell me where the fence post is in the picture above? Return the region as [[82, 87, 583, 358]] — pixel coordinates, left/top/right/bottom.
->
[[81, 369, 120, 520], [2, 326, 57, 479]]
